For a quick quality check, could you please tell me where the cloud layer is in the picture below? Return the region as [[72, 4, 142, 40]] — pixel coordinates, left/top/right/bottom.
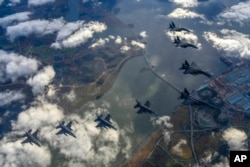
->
[[27, 66, 55, 95], [0, 50, 39, 83], [5, 18, 107, 49], [6, 18, 65, 41], [168, 8, 204, 19], [222, 128, 247, 151], [0, 12, 31, 27], [217, 1, 250, 24], [203, 29, 250, 58], [51, 21, 107, 49], [0, 90, 25, 106]]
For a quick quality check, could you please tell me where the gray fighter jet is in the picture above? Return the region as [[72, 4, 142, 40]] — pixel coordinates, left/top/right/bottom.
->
[[173, 36, 198, 49], [134, 100, 158, 115], [56, 121, 76, 138], [169, 21, 190, 32], [178, 88, 207, 106], [178, 88, 217, 109], [21, 129, 41, 147], [179, 60, 212, 78], [95, 114, 117, 130]]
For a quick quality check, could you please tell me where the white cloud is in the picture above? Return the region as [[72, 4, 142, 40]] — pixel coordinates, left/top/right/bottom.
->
[[166, 30, 202, 49], [0, 12, 31, 27], [46, 85, 56, 97], [115, 35, 122, 44], [0, 50, 39, 83], [0, 139, 51, 167], [64, 89, 76, 102], [131, 40, 145, 49], [55, 21, 85, 41], [6, 18, 65, 41], [171, 139, 187, 157], [6, 18, 107, 49], [139, 31, 148, 39], [51, 21, 107, 49], [222, 128, 247, 151], [89, 38, 109, 48], [13, 98, 64, 130], [151, 116, 173, 144], [151, 116, 173, 129], [27, 66, 55, 96], [0, 90, 25, 106], [28, 0, 55, 6], [169, 0, 198, 8], [120, 45, 131, 53], [217, 1, 250, 24], [203, 29, 250, 58], [0, 0, 3, 5], [168, 8, 204, 19]]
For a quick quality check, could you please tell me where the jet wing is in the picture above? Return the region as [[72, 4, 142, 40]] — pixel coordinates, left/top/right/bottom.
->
[[178, 27, 190, 32], [188, 44, 198, 49], [183, 69, 192, 74], [136, 108, 145, 114], [96, 122, 105, 128], [144, 100, 151, 107], [32, 130, 39, 138], [56, 129, 65, 135], [184, 88, 189, 95], [182, 98, 196, 105], [147, 109, 158, 115], [104, 114, 111, 123], [21, 137, 31, 145], [66, 121, 73, 130], [190, 62, 200, 70]]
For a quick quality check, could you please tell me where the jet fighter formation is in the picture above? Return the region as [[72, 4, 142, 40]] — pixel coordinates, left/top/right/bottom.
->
[[20, 21, 215, 149], [20, 112, 120, 147], [21, 121, 77, 147], [169, 21, 190, 32], [21, 129, 41, 147], [179, 60, 212, 78], [94, 113, 117, 130], [173, 36, 198, 49], [134, 100, 158, 115]]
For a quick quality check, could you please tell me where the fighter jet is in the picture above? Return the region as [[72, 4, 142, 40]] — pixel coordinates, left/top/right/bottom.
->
[[134, 100, 158, 115], [173, 36, 198, 49], [56, 121, 76, 138], [178, 88, 217, 109], [178, 88, 207, 106], [179, 60, 212, 78], [21, 129, 41, 147], [169, 21, 190, 32], [94, 114, 117, 130]]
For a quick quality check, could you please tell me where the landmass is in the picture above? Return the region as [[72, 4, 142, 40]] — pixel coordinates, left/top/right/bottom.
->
[[0, 0, 142, 112]]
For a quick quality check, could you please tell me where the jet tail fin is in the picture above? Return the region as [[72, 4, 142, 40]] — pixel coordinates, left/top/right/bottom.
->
[[184, 88, 189, 94], [134, 100, 140, 108], [94, 114, 102, 122]]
